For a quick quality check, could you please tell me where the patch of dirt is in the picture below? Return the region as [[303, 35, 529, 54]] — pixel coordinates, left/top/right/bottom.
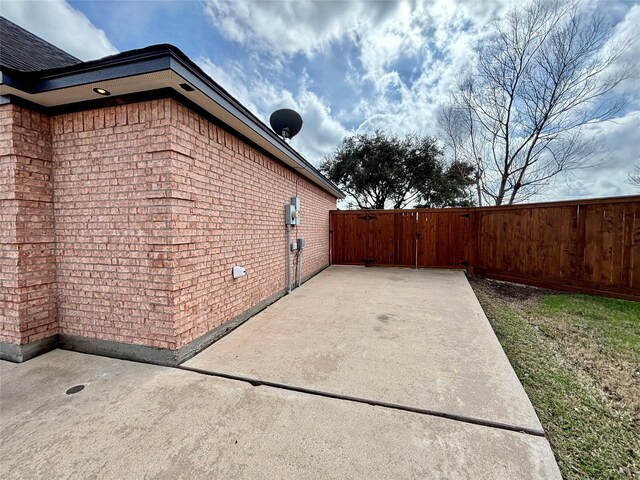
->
[[467, 275, 554, 307]]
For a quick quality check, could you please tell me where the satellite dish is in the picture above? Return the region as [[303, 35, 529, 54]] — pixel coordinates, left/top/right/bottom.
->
[[270, 109, 303, 140]]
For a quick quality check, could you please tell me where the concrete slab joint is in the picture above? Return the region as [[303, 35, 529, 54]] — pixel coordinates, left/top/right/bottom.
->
[[0, 267, 563, 479]]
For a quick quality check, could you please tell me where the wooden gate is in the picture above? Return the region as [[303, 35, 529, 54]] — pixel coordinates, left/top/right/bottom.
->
[[330, 209, 473, 268], [417, 209, 473, 268], [330, 211, 417, 267], [329, 197, 640, 301]]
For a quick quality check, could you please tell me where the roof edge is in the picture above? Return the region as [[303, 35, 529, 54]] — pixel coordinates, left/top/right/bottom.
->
[[1, 43, 344, 199]]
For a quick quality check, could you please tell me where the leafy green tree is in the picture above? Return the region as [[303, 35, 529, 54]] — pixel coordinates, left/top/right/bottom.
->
[[414, 160, 476, 208], [320, 130, 475, 209]]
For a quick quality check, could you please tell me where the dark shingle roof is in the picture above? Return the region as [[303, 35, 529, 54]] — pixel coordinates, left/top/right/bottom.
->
[[0, 16, 81, 72]]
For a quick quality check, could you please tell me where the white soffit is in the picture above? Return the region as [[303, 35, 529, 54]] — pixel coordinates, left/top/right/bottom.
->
[[0, 70, 330, 193], [0, 71, 172, 107]]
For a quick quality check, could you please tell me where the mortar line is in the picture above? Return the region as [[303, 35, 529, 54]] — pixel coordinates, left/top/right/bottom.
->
[[178, 364, 547, 438]]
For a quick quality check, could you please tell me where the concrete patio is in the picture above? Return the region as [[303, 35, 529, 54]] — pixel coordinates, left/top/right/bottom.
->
[[0, 266, 561, 479], [185, 266, 543, 433]]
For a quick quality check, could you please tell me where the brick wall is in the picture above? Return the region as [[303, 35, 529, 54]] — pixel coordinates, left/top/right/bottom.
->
[[165, 101, 336, 347], [47, 98, 335, 350], [0, 104, 57, 345], [52, 100, 183, 349]]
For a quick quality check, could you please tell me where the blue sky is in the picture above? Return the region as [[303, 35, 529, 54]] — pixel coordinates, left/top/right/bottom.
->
[[2, 0, 639, 202]]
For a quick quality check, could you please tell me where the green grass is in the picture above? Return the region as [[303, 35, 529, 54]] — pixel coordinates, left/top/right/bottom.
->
[[471, 280, 640, 479], [536, 294, 640, 359]]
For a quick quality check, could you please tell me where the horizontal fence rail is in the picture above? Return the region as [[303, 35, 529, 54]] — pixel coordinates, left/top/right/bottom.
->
[[330, 196, 640, 301]]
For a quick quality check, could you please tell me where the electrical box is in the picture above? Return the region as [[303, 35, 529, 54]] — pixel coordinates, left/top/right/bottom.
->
[[291, 197, 300, 225], [290, 242, 298, 251], [296, 238, 305, 250], [285, 198, 301, 226], [232, 266, 246, 279], [290, 197, 300, 213], [285, 204, 297, 225]]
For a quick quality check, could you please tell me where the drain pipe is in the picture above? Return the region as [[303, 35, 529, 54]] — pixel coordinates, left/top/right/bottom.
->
[[296, 238, 304, 287], [286, 224, 292, 294], [297, 247, 303, 287]]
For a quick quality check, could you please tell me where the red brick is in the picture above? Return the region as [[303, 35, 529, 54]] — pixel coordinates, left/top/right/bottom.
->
[[0, 99, 337, 352], [0, 104, 56, 344]]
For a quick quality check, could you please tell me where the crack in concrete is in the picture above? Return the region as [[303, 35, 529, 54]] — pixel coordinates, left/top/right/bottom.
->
[[178, 364, 547, 438]]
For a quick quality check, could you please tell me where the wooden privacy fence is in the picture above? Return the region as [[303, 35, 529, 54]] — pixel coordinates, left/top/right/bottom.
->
[[329, 196, 640, 301]]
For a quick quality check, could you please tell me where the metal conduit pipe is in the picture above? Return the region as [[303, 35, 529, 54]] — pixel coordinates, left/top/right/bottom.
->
[[286, 224, 292, 294], [297, 248, 303, 287]]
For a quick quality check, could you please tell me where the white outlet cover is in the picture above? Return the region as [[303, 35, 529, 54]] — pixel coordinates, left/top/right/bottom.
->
[[232, 266, 246, 279]]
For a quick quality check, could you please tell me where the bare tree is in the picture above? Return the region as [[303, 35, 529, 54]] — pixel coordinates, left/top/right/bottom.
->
[[439, 0, 634, 205], [630, 162, 640, 188], [438, 95, 487, 205]]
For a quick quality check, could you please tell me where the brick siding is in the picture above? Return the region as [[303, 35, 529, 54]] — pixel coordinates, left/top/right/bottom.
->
[[1, 98, 336, 351], [51, 100, 178, 348], [0, 104, 57, 345], [165, 101, 336, 347]]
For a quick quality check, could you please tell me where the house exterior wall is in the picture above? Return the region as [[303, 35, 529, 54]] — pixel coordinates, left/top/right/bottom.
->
[[51, 100, 178, 349], [1, 97, 337, 359], [0, 104, 57, 347], [163, 101, 336, 348]]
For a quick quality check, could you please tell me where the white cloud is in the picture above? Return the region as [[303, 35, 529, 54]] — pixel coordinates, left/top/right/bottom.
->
[[201, 0, 639, 203], [607, 4, 640, 97], [201, 0, 509, 138], [203, 0, 401, 59], [550, 110, 640, 200], [202, 0, 507, 80], [2, 0, 118, 60], [198, 57, 347, 164]]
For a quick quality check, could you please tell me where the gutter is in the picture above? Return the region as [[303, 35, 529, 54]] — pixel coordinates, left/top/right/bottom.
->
[[0, 44, 344, 199]]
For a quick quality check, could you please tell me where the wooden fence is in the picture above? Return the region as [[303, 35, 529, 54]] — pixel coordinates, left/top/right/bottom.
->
[[329, 196, 640, 301]]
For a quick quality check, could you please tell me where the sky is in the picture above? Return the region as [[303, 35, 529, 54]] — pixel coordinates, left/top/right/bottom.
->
[[2, 0, 639, 203]]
